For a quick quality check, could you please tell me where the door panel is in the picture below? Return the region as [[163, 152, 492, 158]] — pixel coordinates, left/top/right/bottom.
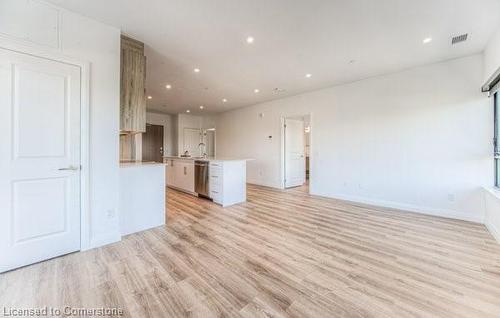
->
[[142, 124, 164, 162], [0, 48, 81, 273], [14, 66, 67, 158], [285, 119, 306, 188], [183, 128, 201, 156], [12, 178, 67, 243]]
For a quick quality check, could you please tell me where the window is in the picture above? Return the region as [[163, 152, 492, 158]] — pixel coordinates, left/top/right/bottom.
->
[[495, 92, 499, 187]]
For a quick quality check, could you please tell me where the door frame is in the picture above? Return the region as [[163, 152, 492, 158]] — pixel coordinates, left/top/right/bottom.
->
[[143, 123, 165, 162], [0, 39, 92, 251], [204, 128, 217, 157], [280, 113, 313, 192]]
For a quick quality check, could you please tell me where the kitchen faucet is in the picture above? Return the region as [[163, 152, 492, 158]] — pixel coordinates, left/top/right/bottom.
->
[[198, 142, 207, 158]]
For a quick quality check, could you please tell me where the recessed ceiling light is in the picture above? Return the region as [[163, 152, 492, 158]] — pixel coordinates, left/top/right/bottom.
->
[[165, 84, 172, 89], [305, 73, 312, 78], [254, 89, 260, 93], [246, 36, 254, 44], [147, 95, 152, 99], [199, 105, 204, 109], [186, 110, 190, 113], [194, 68, 200, 73], [222, 98, 227, 103], [423, 37, 432, 44]]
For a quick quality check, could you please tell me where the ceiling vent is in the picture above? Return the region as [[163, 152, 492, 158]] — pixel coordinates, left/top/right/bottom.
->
[[273, 87, 286, 93], [451, 33, 468, 45]]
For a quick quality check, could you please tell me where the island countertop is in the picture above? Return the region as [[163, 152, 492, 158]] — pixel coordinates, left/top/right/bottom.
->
[[163, 156, 254, 162], [120, 160, 168, 168]]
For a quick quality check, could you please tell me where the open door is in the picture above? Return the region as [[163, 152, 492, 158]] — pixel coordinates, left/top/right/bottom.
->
[[284, 118, 306, 188]]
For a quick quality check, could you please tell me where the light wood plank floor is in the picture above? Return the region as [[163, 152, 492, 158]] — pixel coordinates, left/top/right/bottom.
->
[[1, 184, 500, 317]]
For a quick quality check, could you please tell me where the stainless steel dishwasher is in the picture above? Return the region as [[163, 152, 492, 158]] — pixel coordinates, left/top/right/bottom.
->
[[194, 160, 209, 197]]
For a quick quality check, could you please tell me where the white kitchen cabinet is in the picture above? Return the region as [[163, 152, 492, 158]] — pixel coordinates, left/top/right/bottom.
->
[[177, 160, 195, 192], [165, 159, 195, 193], [164, 157, 249, 206], [209, 160, 246, 207]]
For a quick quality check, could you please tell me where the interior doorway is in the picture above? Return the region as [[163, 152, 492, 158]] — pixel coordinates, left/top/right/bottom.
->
[[142, 124, 164, 162], [282, 115, 311, 189]]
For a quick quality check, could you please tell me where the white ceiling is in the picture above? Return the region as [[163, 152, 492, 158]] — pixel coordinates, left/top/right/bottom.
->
[[48, 0, 500, 115]]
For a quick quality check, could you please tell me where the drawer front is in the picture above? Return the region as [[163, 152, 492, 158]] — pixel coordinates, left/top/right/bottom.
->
[[209, 174, 221, 185], [209, 162, 222, 168], [209, 168, 222, 180], [210, 189, 221, 202], [210, 180, 221, 192], [209, 162, 222, 202]]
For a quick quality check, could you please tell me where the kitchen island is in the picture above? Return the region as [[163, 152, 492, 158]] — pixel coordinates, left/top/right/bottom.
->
[[119, 161, 166, 236], [164, 156, 251, 207]]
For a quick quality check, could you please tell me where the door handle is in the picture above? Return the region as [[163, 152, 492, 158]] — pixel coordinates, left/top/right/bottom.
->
[[184, 166, 187, 175], [58, 165, 80, 171]]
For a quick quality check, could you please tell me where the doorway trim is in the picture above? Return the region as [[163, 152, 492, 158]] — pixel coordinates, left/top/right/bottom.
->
[[0, 38, 92, 251], [280, 113, 313, 192], [204, 128, 217, 157]]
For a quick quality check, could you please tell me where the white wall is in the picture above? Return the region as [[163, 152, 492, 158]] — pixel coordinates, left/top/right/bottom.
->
[[202, 115, 217, 129], [484, 27, 500, 82], [146, 111, 176, 156], [176, 113, 217, 155], [217, 54, 492, 222], [0, 0, 121, 247]]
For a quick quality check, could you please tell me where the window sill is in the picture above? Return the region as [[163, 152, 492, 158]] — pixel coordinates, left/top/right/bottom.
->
[[484, 186, 500, 200]]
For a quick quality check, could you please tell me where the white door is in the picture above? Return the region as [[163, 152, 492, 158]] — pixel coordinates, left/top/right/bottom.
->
[[285, 119, 306, 188], [183, 128, 201, 156], [205, 130, 215, 157], [0, 48, 81, 272]]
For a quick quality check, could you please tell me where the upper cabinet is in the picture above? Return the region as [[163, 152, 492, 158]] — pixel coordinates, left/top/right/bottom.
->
[[120, 35, 146, 133]]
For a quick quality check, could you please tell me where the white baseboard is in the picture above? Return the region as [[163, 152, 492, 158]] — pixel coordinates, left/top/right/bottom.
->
[[247, 179, 282, 189], [311, 191, 484, 224], [167, 185, 197, 196], [485, 220, 500, 243], [88, 232, 121, 250]]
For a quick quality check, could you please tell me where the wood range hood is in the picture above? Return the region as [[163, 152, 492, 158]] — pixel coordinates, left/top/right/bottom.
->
[[120, 35, 147, 160], [120, 34, 146, 134]]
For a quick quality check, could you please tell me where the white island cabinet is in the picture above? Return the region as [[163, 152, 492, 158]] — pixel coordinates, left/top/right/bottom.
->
[[164, 157, 251, 207], [209, 160, 246, 207]]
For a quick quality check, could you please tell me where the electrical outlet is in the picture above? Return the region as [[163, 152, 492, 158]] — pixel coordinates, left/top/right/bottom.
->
[[106, 209, 116, 219], [447, 194, 455, 202]]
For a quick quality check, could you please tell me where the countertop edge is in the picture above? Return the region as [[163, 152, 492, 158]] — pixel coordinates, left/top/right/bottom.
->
[[163, 156, 254, 162], [120, 162, 167, 168]]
